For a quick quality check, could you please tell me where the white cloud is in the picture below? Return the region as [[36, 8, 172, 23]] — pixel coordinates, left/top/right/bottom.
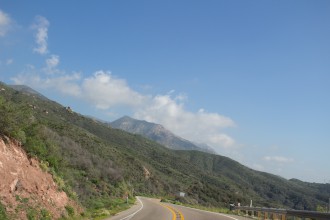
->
[[251, 163, 265, 171], [44, 54, 61, 74], [32, 16, 49, 55], [11, 65, 82, 97], [207, 133, 235, 148], [12, 70, 145, 108], [263, 156, 294, 163], [0, 10, 11, 36], [11, 65, 38, 84], [44, 73, 82, 96], [134, 93, 236, 149], [6, 59, 13, 65], [82, 71, 147, 109], [46, 55, 59, 69]]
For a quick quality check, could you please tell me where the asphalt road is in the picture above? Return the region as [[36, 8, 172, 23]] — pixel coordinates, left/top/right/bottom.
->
[[107, 197, 251, 220]]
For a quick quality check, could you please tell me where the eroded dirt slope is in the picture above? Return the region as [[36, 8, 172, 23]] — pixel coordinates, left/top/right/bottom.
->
[[0, 136, 81, 219]]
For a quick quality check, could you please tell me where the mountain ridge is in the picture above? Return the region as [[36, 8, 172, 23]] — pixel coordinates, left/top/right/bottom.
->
[[8, 84, 49, 101], [111, 116, 216, 154]]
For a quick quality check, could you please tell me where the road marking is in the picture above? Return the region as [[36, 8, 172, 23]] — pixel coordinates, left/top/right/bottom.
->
[[160, 204, 176, 220], [160, 203, 185, 220], [119, 197, 144, 220], [170, 204, 239, 220]]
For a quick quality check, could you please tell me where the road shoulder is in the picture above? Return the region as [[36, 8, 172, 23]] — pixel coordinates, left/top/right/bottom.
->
[[104, 197, 143, 220]]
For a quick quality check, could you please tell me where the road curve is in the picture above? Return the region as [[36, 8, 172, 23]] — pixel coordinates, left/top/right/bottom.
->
[[107, 197, 250, 220]]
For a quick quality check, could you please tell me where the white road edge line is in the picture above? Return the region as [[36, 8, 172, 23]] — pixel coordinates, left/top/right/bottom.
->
[[119, 197, 144, 220], [171, 203, 239, 220]]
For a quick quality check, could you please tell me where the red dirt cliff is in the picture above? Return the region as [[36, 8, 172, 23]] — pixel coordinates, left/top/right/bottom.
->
[[0, 136, 82, 219]]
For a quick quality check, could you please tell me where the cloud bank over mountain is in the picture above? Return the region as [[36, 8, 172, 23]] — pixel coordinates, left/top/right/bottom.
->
[[11, 15, 236, 151], [13, 69, 236, 150]]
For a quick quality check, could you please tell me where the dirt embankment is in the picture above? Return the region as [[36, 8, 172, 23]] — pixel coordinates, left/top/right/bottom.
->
[[0, 136, 82, 219]]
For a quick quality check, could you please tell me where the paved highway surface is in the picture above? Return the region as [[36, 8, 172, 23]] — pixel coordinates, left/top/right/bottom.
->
[[107, 197, 250, 220]]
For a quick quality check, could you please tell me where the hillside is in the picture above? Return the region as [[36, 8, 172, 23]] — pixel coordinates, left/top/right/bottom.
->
[[111, 116, 215, 154], [176, 150, 330, 209], [0, 82, 329, 219]]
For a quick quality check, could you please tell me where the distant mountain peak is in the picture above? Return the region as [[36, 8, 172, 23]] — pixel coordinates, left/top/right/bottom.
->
[[111, 116, 216, 154]]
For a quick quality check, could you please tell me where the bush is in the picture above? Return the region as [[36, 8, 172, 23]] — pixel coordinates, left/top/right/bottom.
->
[[65, 205, 75, 217], [12, 129, 26, 144], [40, 208, 52, 220], [0, 202, 8, 220], [27, 208, 37, 220]]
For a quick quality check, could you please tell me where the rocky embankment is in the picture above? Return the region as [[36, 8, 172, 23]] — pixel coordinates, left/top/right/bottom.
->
[[0, 136, 81, 219]]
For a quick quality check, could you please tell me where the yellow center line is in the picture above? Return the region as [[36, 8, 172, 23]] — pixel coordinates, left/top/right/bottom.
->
[[160, 203, 185, 220], [160, 204, 176, 220], [176, 208, 185, 220]]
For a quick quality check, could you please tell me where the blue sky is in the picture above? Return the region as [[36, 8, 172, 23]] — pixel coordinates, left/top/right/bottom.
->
[[0, 0, 329, 183]]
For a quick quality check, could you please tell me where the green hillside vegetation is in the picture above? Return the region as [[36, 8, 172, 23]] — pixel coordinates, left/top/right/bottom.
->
[[0, 82, 329, 218]]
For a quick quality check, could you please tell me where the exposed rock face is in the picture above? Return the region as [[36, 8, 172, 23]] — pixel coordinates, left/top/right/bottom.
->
[[0, 137, 81, 219], [143, 166, 151, 180]]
